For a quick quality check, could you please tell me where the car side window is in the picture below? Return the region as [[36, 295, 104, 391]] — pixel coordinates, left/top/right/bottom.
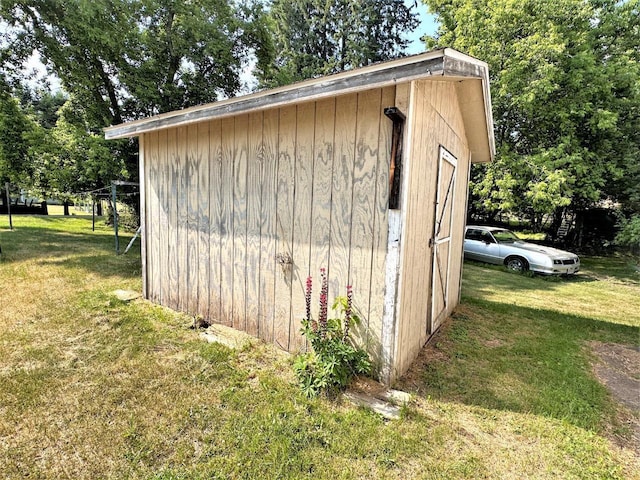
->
[[480, 231, 496, 243], [465, 229, 483, 241]]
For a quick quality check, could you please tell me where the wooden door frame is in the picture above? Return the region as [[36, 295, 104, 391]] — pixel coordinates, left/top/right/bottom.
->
[[428, 145, 458, 334]]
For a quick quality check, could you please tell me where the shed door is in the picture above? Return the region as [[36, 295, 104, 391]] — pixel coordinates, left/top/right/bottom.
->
[[430, 147, 457, 333]]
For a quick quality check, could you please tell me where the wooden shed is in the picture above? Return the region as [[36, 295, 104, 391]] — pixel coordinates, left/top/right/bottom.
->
[[105, 48, 495, 384]]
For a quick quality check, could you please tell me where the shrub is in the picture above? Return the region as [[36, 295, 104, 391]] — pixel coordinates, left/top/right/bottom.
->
[[293, 269, 371, 398], [105, 203, 139, 232], [615, 214, 640, 254]]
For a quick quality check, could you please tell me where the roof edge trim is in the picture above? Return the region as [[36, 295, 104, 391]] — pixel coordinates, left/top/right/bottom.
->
[[105, 48, 492, 142]]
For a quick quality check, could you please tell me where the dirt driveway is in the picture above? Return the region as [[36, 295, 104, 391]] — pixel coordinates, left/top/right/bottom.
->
[[589, 341, 640, 450]]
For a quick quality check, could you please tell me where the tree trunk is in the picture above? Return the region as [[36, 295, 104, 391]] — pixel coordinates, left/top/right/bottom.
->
[[63, 200, 70, 216], [96, 200, 103, 216]]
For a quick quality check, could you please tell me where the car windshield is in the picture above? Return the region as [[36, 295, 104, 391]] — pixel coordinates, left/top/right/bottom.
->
[[491, 229, 520, 243]]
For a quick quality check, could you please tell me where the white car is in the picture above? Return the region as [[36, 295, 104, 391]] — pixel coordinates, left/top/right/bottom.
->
[[464, 225, 580, 275]]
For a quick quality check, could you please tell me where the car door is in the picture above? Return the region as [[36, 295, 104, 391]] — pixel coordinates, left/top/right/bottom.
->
[[477, 230, 502, 264], [465, 229, 502, 265], [464, 228, 485, 261]]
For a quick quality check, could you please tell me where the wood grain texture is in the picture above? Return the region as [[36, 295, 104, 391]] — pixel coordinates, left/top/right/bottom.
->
[[187, 124, 200, 314], [290, 101, 315, 351], [329, 93, 357, 310], [219, 117, 235, 326], [137, 78, 476, 387], [396, 80, 437, 376], [349, 89, 381, 348], [232, 114, 249, 332], [308, 98, 335, 320], [441, 83, 469, 327], [158, 128, 170, 307], [417, 82, 439, 348], [392, 79, 473, 379], [274, 105, 296, 350], [176, 126, 189, 313], [167, 128, 180, 310], [197, 121, 210, 318], [245, 111, 263, 336], [259, 108, 279, 343], [368, 86, 395, 367], [208, 119, 223, 323]]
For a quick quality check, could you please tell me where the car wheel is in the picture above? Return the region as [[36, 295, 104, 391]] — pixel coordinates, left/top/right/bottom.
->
[[505, 256, 528, 273]]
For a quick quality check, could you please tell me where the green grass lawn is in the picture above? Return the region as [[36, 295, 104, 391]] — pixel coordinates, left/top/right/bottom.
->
[[1, 216, 638, 479]]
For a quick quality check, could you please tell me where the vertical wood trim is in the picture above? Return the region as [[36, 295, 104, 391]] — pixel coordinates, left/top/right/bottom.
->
[[329, 93, 357, 308], [390, 81, 415, 382], [274, 105, 297, 350], [139, 135, 147, 299], [369, 85, 395, 370], [232, 114, 249, 331], [197, 122, 210, 318], [380, 210, 402, 383], [290, 101, 316, 351], [431, 146, 457, 331], [308, 98, 336, 327], [146, 131, 158, 303], [187, 124, 200, 314], [259, 109, 279, 343], [209, 119, 223, 322], [220, 117, 235, 326], [246, 111, 264, 336]]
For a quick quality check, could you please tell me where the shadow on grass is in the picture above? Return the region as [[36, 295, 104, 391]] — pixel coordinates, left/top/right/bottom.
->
[[398, 298, 639, 432], [462, 259, 639, 297], [0, 223, 139, 279], [465, 255, 639, 284]]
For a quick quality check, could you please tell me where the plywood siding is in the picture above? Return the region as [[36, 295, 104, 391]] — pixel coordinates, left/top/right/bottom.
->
[[142, 87, 394, 361], [393, 79, 470, 380]]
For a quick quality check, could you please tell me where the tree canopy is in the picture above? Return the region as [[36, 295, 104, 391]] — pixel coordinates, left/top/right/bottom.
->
[[0, 0, 272, 203], [259, 0, 419, 87], [0, 77, 37, 198], [424, 0, 639, 233], [1, 0, 272, 125]]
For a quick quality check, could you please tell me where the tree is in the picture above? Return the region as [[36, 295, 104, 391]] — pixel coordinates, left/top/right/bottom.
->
[[27, 97, 129, 213], [0, 77, 37, 206], [259, 0, 419, 87], [1, 0, 270, 124], [0, 0, 272, 199], [424, 0, 640, 234]]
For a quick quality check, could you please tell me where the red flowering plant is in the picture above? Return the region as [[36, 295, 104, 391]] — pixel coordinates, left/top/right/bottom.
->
[[294, 268, 371, 398]]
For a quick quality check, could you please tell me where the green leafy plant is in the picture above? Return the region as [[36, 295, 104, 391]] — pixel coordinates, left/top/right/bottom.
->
[[293, 269, 371, 398], [615, 213, 640, 255]]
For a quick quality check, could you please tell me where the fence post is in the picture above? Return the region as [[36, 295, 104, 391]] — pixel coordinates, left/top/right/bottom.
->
[[112, 182, 119, 254]]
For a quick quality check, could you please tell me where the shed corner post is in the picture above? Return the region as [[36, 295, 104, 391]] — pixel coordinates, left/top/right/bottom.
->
[[379, 209, 403, 385]]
